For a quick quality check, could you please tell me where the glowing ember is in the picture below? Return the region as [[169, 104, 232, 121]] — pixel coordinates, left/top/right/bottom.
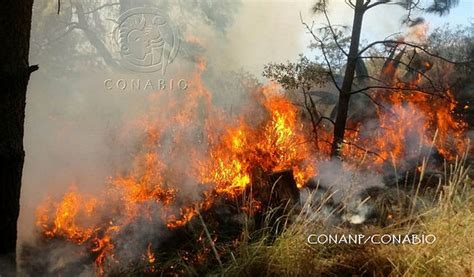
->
[[144, 242, 156, 273]]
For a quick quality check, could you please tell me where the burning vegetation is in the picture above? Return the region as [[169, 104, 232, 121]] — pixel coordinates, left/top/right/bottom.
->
[[17, 1, 474, 276], [25, 52, 470, 275]]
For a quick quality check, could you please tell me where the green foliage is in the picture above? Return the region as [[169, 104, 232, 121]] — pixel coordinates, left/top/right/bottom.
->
[[427, 23, 474, 96], [263, 55, 328, 91], [308, 27, 351, 76], [428, 23, 474, 63]]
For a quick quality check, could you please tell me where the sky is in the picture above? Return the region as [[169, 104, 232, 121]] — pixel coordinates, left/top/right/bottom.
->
[[214, 0, 473, 77], [427, 0, 473, 26]]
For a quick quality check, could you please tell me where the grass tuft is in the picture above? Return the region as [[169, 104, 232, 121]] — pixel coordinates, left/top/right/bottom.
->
[[219, 155, 473, 276]]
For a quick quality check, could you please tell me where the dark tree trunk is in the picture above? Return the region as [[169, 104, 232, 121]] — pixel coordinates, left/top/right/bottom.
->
[[0, 0, 35, 271], [331, 0, 365, 158]]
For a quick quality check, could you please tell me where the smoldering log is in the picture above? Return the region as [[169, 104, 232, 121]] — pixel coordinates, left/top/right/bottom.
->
[[251, 168, 300, 235], [267, 170, 300, 207], [250, 167, 299, 207]]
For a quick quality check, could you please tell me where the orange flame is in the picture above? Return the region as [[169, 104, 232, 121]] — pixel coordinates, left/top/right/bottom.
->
[[35, 53, 467, 273]]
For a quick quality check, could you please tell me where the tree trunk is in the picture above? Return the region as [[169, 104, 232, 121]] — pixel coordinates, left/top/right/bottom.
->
[[0, 0, 35, 271], [330, 0, 365, 158]]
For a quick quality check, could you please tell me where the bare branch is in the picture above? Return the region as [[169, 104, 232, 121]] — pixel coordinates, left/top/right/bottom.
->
[[74, 2, 120, 69], [316, 116, 336, 126], [315, 116, 360, 133], [350, 85, 441, 95], [300, 13, 342, 93], [84, 3, 121, 15], [360, 55, 441, 92], [302, 87, 320, 148], [29, 65, 39, 74], [354, 74, 390, 86], [360, 91, 386, 110], [48, 23, 78, 44], [321, 0, 348, 56], [366, 0, 390, 10], [383, 31, 403, 41], [345, 0, 355, 9], [359, 40, 474, 66], [342, 140, 386, 161]]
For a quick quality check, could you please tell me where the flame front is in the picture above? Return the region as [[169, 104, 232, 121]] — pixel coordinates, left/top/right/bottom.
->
[[201, 92, 315, 194], [35, 56, 467, 274]]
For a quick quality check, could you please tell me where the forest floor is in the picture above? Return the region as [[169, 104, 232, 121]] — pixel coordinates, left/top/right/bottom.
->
[[109, 156, 473, 276], [216, 159, 473, 276]]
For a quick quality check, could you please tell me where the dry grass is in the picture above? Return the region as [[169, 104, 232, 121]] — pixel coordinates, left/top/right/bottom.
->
[[110, 156, 472, 276], [376, 158, 474, 276], [219, 156, 473, 276], [377, 200, 473, 276]]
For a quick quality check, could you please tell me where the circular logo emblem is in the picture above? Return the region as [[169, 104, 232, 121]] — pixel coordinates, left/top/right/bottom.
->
[[114, 8, 180, 74]]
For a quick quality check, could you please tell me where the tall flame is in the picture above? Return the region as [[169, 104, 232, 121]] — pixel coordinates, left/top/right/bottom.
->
[[34, 54, 467, 274]]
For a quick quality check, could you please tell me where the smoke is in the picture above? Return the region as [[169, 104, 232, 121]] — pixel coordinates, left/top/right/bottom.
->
[[207, 0, 312, 76], [317, 160, 385, 202], [310, 159, 385, 224], [300, 157, 387, 226], [19, 2, 305, 272], [16, 0, 471, 274], [19, 0, 321, 244], [19, 60, 278, 273]]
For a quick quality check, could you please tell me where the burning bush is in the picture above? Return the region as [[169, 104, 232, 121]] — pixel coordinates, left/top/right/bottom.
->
[[23, 53, 470, 275]]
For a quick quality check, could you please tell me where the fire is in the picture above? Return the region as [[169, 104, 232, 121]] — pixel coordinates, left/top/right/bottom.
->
[[36, 188, 98, 244], [144, 242, 156, 272], [201, 92, 315, 193], [405, 22, 429, 43], [34, 52, 468, 273], [344, 61, 468, 170]]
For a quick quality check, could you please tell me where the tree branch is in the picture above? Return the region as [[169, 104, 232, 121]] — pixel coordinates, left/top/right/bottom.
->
[[350, 85, 442, 95], [343, 140, 386, 161], [359, 40, 474, 66], [321, 0, 348, 56], [360, 55, 440, 92], [84, 3, 121, 14], [345, 0, 355, 9], [302, 87, 320, 149], [74, 2, 120, 69], [28, 65, 39, 74], [366, 0, 390, 10], [316, 116, 336, 126], [360, 91, 386, 110], [300, 13, 342, 94]]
